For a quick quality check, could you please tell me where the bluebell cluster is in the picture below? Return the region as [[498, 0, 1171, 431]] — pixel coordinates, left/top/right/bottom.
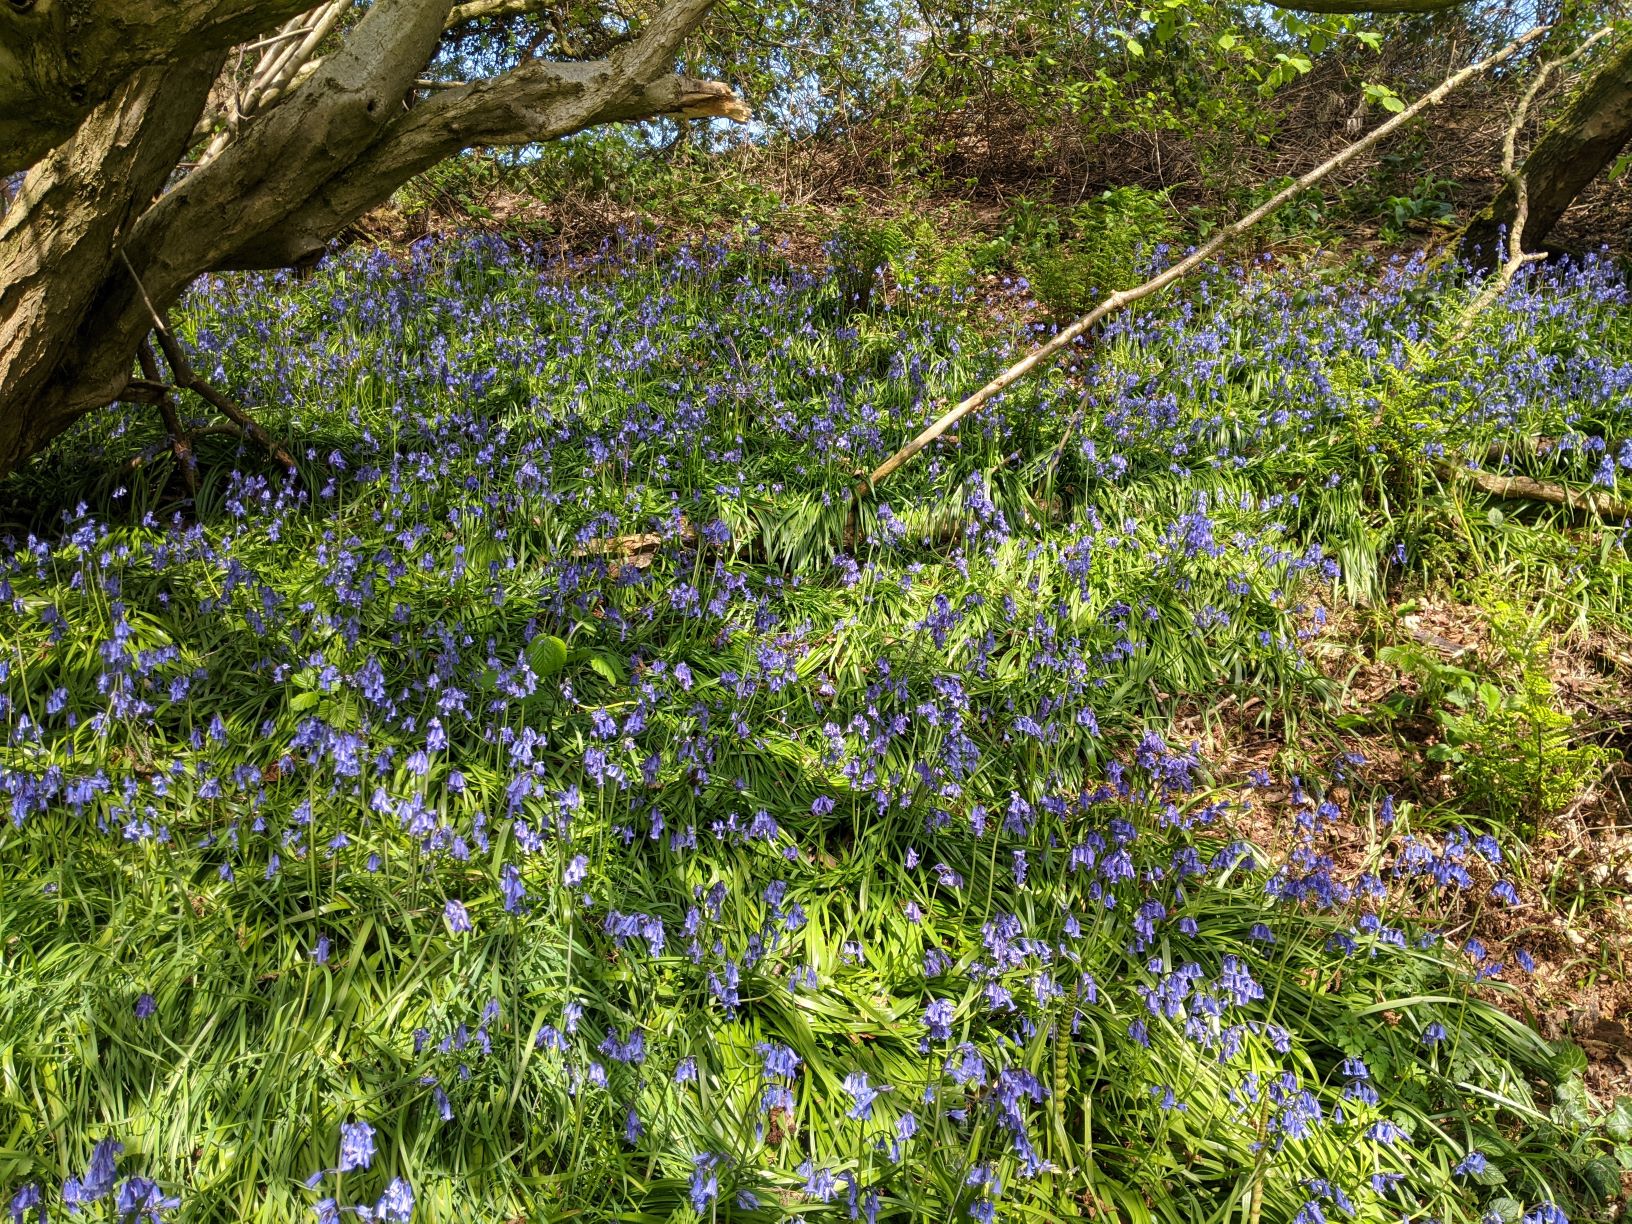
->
[[3, 234, 1628, 1222]]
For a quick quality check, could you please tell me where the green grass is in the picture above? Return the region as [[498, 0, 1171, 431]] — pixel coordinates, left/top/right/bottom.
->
[[2, 234, 1631, 1222]]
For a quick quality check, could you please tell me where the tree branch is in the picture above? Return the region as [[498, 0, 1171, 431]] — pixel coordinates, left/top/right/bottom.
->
[[856, 24, 1550, 500], [445, 0, 557, 24], [1437, 464, 1632, 522], [128, 0, 456, 303], [214, 0, 741, 270], [1461, 30, 1632, 266], [1263, 0, 1465, 12], [120, 251, 298, 473], [1452, 25, 1615, 329]]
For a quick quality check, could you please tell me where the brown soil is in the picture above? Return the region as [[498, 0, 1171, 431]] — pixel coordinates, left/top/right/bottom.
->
[[1177, 593, 1632, 1108]]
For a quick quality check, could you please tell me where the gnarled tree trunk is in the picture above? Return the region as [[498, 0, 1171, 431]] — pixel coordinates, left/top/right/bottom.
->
[[1461, 33, 1632, 267], [0, 0, 747, 480]]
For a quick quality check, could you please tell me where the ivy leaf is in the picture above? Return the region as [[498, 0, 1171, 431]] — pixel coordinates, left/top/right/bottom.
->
[[1605, 1095, 1632, 1141]]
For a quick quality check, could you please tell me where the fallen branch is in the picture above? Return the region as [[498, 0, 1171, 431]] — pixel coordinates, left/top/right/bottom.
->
[[1437, 462, 1632, 521], [856, 23, 1550, 501]]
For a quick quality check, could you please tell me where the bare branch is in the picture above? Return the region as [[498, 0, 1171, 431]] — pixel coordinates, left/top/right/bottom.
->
[[214, 0, 740, 270], [1263, 0, 1465, 12], [129, 0, 456, 300], [120, 250, 298, 473], [446, 0, 556, 23], [1461, 31, 1632, 264], [857, 25, 1551, 499], [1453, 25, 1616, 329]]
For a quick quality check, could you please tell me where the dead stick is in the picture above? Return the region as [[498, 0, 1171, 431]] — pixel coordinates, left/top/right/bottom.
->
[[1436, 463, 1632, 521], [1452, 25, 1614, 333], [119, 250, 299, 473], [856, 23, 1550, 501], [137, 339, 199, 497]]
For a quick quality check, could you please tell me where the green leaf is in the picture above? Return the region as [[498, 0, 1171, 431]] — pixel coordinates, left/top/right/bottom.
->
[[1605, 1095, 1632, 1141], [587, 652, 625, 686], [1582, 1155, 1620, 1203], [526, 634, 568, 679], [1547, 1037, 1586, 1077]]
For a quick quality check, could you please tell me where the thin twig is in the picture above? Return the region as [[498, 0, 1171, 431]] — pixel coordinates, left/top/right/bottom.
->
[[119, 250, 299, 474], [855, 24, 1551, 501], [137, 339, 199, 497], [1451, 25, 1615, 334]]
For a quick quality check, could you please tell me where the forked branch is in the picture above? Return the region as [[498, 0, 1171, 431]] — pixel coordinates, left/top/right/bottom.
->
[[1453, 24, 1616, 331], [120, 251, 299, 474]]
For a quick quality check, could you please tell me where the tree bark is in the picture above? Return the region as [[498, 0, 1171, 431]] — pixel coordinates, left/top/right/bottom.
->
[[0, 0, 313, 175], [0, 59, 221, 476], [1461, 34, 1632, 267]]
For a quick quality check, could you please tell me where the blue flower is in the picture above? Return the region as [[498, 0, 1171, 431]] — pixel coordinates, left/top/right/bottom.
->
[[7, 1185, 41, 1224], [442, 900, 472, 934], [374, 1177, 414, 1222], [1455, 1150, 1489, 1177], [842, 1071, 885, 1121], [338, 1120, 375, 1172], [115, 1177, 180, 1223], [63, 1138, 122, 1207]]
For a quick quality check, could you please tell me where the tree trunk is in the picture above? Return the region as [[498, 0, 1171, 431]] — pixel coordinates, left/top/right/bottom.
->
[[0, 0, 746, 481], [0, 60, 222, 477], [0, 0, 313, 176], [1461, 34, 1632, 268]]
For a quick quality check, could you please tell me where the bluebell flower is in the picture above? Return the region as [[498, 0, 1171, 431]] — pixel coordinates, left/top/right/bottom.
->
[[63, 1138, 121, 1207], [7, 1185, 40, 1224], [1454, 1150, 1489, 1177], [1365, 1119, 1409, 1144], [374, 1177, 414, 1222], [115, 1177, 179, 1223], [338, 1121, 375, 1172], [442, 900, 471, 934], [842, 1071, 885, 1121]]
